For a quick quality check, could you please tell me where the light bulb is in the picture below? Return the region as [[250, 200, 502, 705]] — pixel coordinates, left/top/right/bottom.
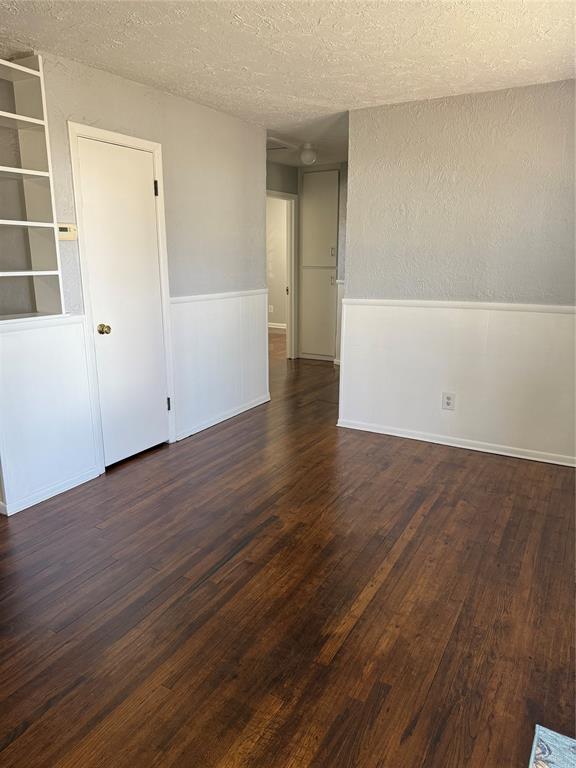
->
[[300, 143, 317, 165]]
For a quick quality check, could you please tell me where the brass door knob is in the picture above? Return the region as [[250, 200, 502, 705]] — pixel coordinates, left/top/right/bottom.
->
[[97, 323, 111, 335]]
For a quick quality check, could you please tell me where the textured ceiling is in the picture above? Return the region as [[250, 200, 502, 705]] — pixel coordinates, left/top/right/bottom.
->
[[0, 1, 574, 165]]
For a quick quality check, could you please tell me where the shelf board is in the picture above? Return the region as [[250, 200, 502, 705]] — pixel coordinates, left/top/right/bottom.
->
[[0, 59, 41, 82], [0, 166, 50, 180], [0, 110, 45, 131], [0, 311, 64, 323], [0, 219, 55, 228], [0, 271, 59, 277]]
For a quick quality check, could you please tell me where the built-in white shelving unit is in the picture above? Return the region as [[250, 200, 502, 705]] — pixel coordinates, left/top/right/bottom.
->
[[0, 54, 64, 319]]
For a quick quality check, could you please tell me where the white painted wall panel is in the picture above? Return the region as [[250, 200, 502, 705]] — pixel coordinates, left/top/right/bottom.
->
[[339, 302, 575, 465], [171, 290, 269, 440], [0, 316, 99, 514]]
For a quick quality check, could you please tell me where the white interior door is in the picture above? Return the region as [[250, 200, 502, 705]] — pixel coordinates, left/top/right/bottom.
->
[[299, 169, 339, 358], [77, 137, 168, 466], [300, 170, 339, 267], [300, 268, 337, 357]]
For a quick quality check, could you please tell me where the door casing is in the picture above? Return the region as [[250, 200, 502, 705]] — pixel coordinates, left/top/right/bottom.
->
[[68, 122, 175, 474]]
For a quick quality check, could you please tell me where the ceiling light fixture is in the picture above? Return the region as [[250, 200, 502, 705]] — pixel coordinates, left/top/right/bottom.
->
[[300, 143, 317, 166]]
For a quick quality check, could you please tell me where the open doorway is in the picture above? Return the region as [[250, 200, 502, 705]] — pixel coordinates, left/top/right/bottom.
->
[[266, 192, 296, 359]]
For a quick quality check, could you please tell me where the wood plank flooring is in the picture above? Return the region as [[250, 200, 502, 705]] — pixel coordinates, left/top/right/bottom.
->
[[0, 328, 574, 767]]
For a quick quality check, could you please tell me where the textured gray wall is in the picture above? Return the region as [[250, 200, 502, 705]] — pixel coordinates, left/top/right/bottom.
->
[[266, 161, 298, 195], [346, 80, 575, 304], [337, 163, 347, 280], [42, 54, 266, 313]]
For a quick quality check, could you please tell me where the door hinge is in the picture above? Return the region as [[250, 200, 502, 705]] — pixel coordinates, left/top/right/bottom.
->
[[154, 179, 159, 197], [167, 396, 171, 411]]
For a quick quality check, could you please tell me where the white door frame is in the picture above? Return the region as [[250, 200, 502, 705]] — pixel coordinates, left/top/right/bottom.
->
[[68, 122, 175, 473], [266, 190, 297, 359]]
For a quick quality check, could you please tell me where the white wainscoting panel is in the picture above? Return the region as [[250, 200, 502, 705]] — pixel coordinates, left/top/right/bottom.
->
[[0, 315, 100, 515], [171, 289, 270, 440], [339, 300, 575, 465]]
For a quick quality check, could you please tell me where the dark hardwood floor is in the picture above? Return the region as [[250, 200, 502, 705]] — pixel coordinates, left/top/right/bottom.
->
[[0, 328, 574, 767]]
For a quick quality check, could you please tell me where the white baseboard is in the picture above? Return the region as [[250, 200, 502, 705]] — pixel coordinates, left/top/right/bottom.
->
[[333, 358, 341, 366], [338, 419, 576, 467], [1, 466, 101, 516], [268, 322, 287, 330], [339, 300, 575, 466], [176, 394, 270, 441], [299, 352, 334, 361]]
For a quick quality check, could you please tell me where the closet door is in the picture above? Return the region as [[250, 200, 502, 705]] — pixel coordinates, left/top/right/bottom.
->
[[76, 136, 169, 466], [299, 170, 339, 358], [300, 268, 337, 358], [300, 170, 338, 268]]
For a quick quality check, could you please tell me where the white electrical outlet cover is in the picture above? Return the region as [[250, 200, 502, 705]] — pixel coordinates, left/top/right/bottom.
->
[[442, 392, 456, 410]]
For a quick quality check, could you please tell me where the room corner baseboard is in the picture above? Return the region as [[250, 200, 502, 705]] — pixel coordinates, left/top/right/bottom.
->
[[1, 466, 102, 516], [298, 353, 334, 362], [268, 322, 287, 329], [337, 419, 576, 467], [176, 394, 270, 441], [333, 358, 341, 366]]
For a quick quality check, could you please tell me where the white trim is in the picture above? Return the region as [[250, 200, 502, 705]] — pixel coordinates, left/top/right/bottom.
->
[[68, 121, 176, 473], [37, 55, 66, 316], [268, 322, 286, 330], [333, 359, 340, 366], [0, 219, 55, 228], [69, 122, 166, 153], [0, 58, 41, 79], [176, 394, 270, 441], [1, 466, 101, 516], [171, 288, 267, 304], [266, 190, 298, 201], [342, 298, 576, 314], [286, 196, 297, 359], [0, 110, 44, 128], [337, 419, 576, 467], [0, 165, 49, 178], [0, 312, 81, 333], [0, 270, 58, 277], [299, 352, 334, 362], [336, 279, 345, 285]]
